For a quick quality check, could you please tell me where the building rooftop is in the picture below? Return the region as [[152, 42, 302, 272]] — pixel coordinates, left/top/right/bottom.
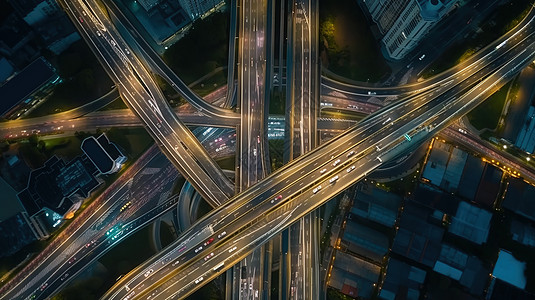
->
[[0, 57, 14, 82], [81, 134, 126, 174], [503, 177, 535, 222], [441, 147, 468, 192], [0, 176, 24, 221], [449, 201, 492, 245], [0, 212, 36, 258], [351, 184, 401, 227], [457, 155, 486, 201], [493, 249, 526, 290], [489, 278, 535, 300], [510, 219, 535, 247], [433, 244, 488, 295], [380, 258, 426, 300], [473, 164, 502, 208], [392, 203, 444, 267], [0, 57, 57, 116], [342, 221, 389, 263], [329, 251, 381, 299], [417, 0, 457, 21], [422, 140, 450, 186], [17, 155, 100, 217], [412, 183, 459, 215]]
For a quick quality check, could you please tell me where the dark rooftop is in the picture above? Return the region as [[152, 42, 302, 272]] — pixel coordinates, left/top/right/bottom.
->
[[503, 177, 535, 222], [0, 57, 57, 115], [473, 164, 502, 208], [0, 212, 36, 258], [457, 155, 485, 201], [380, 258, 426, 300], [17, 155, 100, 216], [412, 183, 459, 215], [392, 203, 444, 267], [81, 134, 125, 174]]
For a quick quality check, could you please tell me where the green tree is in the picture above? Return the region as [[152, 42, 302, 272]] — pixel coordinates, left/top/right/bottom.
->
[[28, 134, 39, 146]]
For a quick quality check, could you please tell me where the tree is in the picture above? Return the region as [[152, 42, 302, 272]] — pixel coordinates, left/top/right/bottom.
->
[[28, 134, 39, 146]]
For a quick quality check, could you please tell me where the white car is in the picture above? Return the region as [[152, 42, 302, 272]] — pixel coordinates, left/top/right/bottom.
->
[[195, 277, 204, 284], [329, 176, 339, 183], [419, 54, 426, 60], [347, 166, 355, 173], [218, 231, 226, 239], [313, 185, 322, 194], [144, 269, 153, 277], [332, 159, 340, 167], [195, 246, 203, 253], [320, 168, 327, 174], [347, 151, 355, 157]]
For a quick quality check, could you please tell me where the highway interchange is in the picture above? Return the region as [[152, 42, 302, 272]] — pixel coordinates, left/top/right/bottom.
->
[[100, 5, 535, 299], [2, 1, 535, 300], [59, 0, 235, 208]]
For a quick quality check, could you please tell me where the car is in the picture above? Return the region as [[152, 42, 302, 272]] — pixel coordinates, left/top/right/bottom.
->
[[218, 231, 227, 239], [249, 283, 253, 289], [332, 159, 340, 167], [204, 252, 214, 261], [367, 91, 377, 95], [40, 283, 48, 291], [347, 151, 355, 157], [195, 277, 204, 284], [172, 260, 180, 266], [61, 273, 69, 281], [320, 168, 327, 174], [313, 185, 322, 194], [68, 257, 77, 264], [419, 54, 426, 60], [195, 246, 203, 253], [271, 195, 283, 203], [229, 246, 237, 253], [253, 148, 257, 156], [347, 166, 355, 173], [329, 175, 339, 183], [144, 269, 153, 277], [204, 238, 214, 246]]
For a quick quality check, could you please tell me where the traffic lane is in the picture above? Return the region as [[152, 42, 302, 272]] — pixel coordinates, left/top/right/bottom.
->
[[124, 49, 530, 297], [75, 0, 234, 202], [3, 146, 162, 299], [105, 30, 535, 298]]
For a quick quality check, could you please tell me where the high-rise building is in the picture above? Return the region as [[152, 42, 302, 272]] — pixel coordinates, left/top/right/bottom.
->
[[178, 0, 224, 21], [7, 0, 43, 18], [137, 0, 161, 12], [362, 0, 458, 60]]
